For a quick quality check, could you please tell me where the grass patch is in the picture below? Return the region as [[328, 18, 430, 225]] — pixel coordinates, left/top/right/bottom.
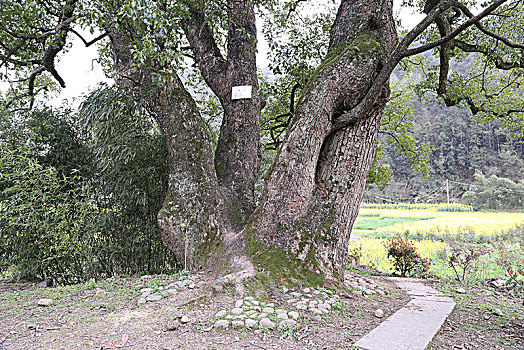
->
[[353, 216, 432, 231]]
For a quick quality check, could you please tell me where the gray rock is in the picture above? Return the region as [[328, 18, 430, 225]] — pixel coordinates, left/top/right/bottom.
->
[[352, 290, 363, 297], [259, 318, 275, 329], [493, 309, 503, 316], [310, 308, 322, 315], [231, 307, 243, 315], [245, 319, 258, 328], [215, 310, 227, 318], [456, 288, 466, 294], [290, 292, 303, 297], [303, 287, 311, 293], [296, 303, 308, 310], [140, 275, 153, 280], [279, 319, 296, 328], [490, 279, 505, 288], [188, 283, 195, 289], [137, 297, 147, 305], [374, 309, 384, 318], [146, 294, 162, 302], [277, 312, 289, 319], [165, 320, 180, 331], [257, 313, 267, 319], [215, 320, 229, 329], [234, 314, 246, 320], [244, 296, 255, 301], [265, 302, 275, 307], [262, 307, 274, 313], [180, 315, 190, 324], [251, 300, 260, 306], [140, 287, 153, 293], [232, 320, 244, 328], [235, 300, 243, 308], [282, 286, 289, 293], [288, 311, 299, 319], [376, 289, 386, 296], [36, 280, 49, 288], [37, 299, 53, 307]]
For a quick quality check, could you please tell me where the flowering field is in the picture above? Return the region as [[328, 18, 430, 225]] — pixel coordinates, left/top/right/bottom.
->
[[348, 237, 447, 273], [355, 204, 524, 236], [350, 203, 524, 280]]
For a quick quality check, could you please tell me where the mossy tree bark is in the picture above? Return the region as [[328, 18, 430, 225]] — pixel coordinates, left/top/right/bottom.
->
[[249, 0, 397, 280], [107, 28, 228, 271], [109, 0, 399, 282], [183, 0, 264, 229]]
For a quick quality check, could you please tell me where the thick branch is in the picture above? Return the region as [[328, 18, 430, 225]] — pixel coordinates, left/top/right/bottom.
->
[[331, 0, 508, 133], [453, 2, 524, 49], [404, 0, 509, 56], [181, 2, 227, 91], [69, 29, 108, 47]]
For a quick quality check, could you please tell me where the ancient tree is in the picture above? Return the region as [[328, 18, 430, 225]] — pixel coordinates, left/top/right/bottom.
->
[[1, 0, 523, 286]]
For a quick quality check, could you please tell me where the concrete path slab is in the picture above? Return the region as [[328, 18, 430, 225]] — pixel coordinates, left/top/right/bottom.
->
[[354, 277, 455, 350]]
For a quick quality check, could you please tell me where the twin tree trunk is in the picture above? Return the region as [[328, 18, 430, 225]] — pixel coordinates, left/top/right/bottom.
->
[[109, 0, 397, 283]]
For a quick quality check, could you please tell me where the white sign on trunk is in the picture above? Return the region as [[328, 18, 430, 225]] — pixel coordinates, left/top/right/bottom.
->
[[232, 85, 252, 100]]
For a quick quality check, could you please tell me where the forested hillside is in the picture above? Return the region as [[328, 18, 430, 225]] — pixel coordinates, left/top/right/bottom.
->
[[365, 98, 524, 205]]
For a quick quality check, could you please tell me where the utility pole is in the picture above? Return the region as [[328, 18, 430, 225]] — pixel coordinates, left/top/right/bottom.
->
[[446, 179, 450, 205]]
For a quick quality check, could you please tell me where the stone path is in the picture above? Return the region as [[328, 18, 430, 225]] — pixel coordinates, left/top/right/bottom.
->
[[354, 277, 456, 350]]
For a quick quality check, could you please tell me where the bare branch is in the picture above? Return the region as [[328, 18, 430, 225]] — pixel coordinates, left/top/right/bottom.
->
[[181, 1, 227, 91], [453, 40, 524, 70], [69, 29, 108, 47], [453, 2, 524, 49], [404, 0, 508, 57]]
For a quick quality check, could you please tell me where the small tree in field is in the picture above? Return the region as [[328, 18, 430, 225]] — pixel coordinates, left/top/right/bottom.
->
[[384, 236, 430, 277]]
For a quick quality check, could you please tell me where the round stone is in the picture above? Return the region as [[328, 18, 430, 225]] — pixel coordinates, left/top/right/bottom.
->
[[279, 319, 296, 328], [215, 320, 229, 329], [232, 320, 244, 328], [262, 307, 274, 313], [245, 319, 258, 329], [259, 318, 275, 329], [215, 310, 227, 318], [277, 313, 289, 320], [296, 303, 307, 310], [374, 309, 384, 318], [288, 311, 299, 320], [231, 307, 244, 315], [146, 294, 162, 302], [310, 308, 322, 315], [235, 300, 243, 308]]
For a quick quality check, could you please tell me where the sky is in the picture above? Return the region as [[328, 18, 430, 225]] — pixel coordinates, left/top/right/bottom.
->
[[2, 1, 424, 109]]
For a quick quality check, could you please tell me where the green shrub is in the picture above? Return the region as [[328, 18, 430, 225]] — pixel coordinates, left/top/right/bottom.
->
[[384, 236, 430, 277]]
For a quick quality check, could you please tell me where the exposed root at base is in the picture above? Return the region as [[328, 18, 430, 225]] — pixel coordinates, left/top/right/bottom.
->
[[216, 254, 255, 299]]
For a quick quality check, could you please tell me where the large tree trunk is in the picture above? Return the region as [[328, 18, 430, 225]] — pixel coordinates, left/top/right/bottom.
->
[[108, 0, 398, 284], [183, 0, 264, 229], [107, 28, 229, 271], [249, 0, 397, 280]]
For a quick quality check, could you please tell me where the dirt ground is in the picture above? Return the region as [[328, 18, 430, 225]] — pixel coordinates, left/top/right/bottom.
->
[[0, 271, 521, 350]]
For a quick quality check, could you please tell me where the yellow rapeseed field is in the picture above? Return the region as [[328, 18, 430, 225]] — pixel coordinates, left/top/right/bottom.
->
[[348, 237, 447, 273], [358, 205, 524, 236]]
